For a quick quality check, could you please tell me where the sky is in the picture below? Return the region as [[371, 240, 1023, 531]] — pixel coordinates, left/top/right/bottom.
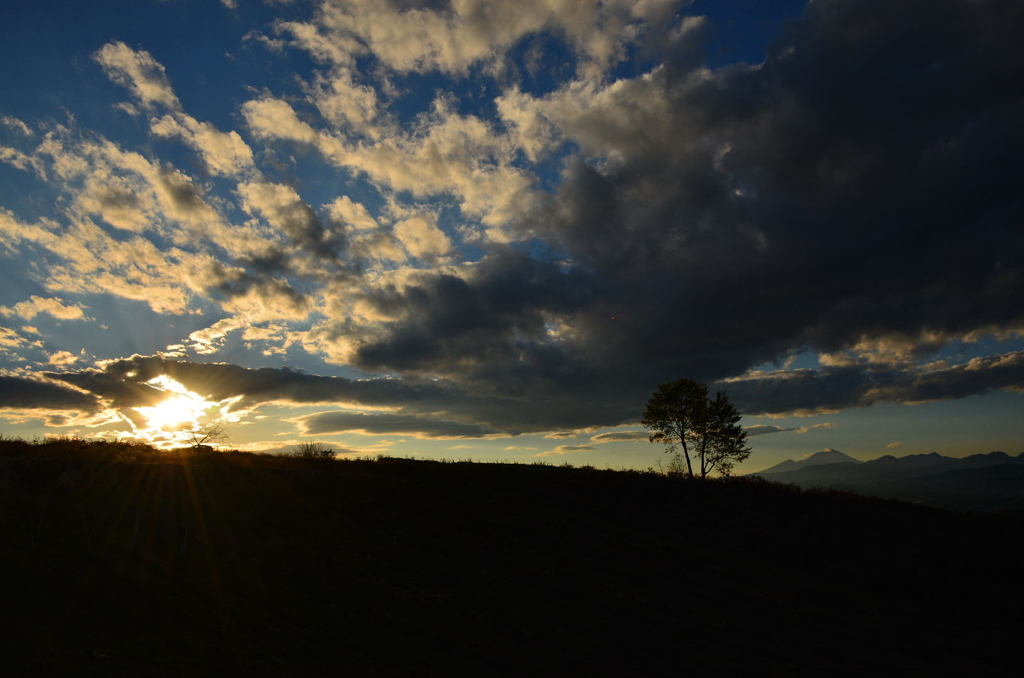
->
[[1, 0, 1022, 472]]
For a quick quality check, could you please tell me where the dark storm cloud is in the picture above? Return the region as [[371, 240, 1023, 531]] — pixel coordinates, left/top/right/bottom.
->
[[237, 182, 349, 267], [743, 425, 795, 437], [0, 376, 99, 411], [879, 352, 1024, 404], [47, 355, 449, 409], [204, 263, 309, 316], [240, 248, 292, 275], [267, 196, 346, 262], [554, 0, 1024, 366], [300, 411, 494, 438], [45, 366, 169, 410], [157, 169, 207, 214], [720, 367, 872, 416], [95, 187, 141, 212], [721, 351, 1024, 416], [353, 248, 598, 390], [348, 0, 1024, 422], [45, 355, 632, 434], [40, 348, 1024, 435]]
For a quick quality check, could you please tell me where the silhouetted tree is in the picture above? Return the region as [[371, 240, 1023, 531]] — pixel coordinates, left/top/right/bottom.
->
[[184, 423, 227, 454], [641, 378, 751, 478]]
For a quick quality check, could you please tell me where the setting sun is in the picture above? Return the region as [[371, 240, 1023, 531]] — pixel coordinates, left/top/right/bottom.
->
[[131, 375, 216, 444]]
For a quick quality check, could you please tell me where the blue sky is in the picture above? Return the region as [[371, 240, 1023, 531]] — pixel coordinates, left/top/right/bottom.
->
[[1, 0, 1022, 471]]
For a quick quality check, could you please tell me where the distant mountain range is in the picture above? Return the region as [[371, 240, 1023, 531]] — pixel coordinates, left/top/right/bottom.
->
[[750, 449, 1024, 512]]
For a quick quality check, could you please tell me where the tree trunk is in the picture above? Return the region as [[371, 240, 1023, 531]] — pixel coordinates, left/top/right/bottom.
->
[[678, 421, 693, 477]]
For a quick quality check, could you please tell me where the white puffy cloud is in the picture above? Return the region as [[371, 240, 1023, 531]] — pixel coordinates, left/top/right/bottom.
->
[[1, 115, 32, 136], [818, 331, 953, 368], [97, 42, 255, 179], [241, 98, 319, 144], [244, 95, 537, 230], [326, 195, 377, 231], [151, 113, 255, 176], [238, 181, 305, 223], [0, 326, 30, 349], [589, 430, 648, 443], [495, 63, 703, 165], [535, 444, 594, 457], [0, 296, 86, 321], [0, 146, 46, 178], [0, 141, 249, 317], [394, 214, 451, 258], [72, 137, 270, 257], [47, 350, 79, 366], [93, 42, 180, 109], [187, 317, 247, 354], [349, 231, 407, 263], [282, 0, 683, 76], [308, 69, 381, 137], [220, 278, 310, 323]]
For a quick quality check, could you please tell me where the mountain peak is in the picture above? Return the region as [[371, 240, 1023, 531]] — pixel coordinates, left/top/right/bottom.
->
[[803, 448, 859, 462], [754, 449, 861, 476]]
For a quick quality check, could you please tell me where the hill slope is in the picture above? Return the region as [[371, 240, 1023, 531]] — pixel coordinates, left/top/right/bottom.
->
[[1, 438, 1022, 676]]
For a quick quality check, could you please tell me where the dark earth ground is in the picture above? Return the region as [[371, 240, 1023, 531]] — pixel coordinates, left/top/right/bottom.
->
[[2, 438, 1021, 677]]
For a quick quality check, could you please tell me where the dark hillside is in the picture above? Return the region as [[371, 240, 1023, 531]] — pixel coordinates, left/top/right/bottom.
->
[[1, 438, 1021, 677]]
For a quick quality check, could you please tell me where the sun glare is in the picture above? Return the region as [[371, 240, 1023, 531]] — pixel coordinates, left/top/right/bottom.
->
[[132, 376, 217, 446]]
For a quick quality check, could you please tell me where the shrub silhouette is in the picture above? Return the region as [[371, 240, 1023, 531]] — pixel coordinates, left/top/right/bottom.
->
[[292, 442, 337, 460]]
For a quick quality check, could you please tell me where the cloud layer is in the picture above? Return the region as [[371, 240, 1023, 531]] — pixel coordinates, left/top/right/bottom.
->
[[2, 0, 1023, 442]]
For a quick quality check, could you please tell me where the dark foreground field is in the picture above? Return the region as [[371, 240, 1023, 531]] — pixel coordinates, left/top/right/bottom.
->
[[2, 438, 1021, 677]]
